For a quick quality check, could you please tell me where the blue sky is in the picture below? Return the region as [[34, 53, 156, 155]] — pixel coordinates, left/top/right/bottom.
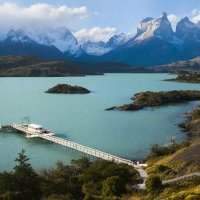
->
[[9, 0, 200, 32], [0, 0, 199, 41]]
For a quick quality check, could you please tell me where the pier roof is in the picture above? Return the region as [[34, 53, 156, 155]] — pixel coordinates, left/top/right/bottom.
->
[[29, 124, 42, 129]]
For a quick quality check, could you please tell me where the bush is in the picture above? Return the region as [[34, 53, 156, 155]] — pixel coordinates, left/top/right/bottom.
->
[[156, 165, 171, 173], [0, 151, 140, 200], [146, 175, 162, 193], [149, 144, 179, 158], [102, 176, 122, 197]]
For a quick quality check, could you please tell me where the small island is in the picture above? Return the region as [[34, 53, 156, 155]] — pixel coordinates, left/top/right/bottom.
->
[[46, 84, 90, 94], [167, 71, 200, 83], [106, 90, 200, 111]]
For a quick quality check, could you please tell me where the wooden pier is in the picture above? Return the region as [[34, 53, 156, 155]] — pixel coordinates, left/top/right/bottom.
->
[[5, 123, 148, 179]]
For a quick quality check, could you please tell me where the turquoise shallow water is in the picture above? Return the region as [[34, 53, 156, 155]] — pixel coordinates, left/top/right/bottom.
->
[[0, 73, 200, 171]]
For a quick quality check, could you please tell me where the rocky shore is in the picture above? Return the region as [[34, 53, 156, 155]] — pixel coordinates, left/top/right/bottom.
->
[[106, 90, 200, 111], [167, 71, 200, 83], [179, 106, 200, 138], [46, 84, 90, 94], [141, 105, 200, 200]]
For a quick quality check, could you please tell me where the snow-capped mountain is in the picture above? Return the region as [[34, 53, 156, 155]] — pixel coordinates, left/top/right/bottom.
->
[[81, 41, 111, 56], [107, 33, 131, 48], [0, 28, 85, 62], [1, 12, 200, 67], [103, 13, 184, 66], [135, 12, 174, 42], [81, 33, 131, 56], [28, 27, 82, 56], [176, 17, 200, 42], [5, 29, 35, 44], [0, 29, 63, 59]]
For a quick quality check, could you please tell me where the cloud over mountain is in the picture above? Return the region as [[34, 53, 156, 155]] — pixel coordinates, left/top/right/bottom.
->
[[74, 27, 117, 42], [0, 2, 89, 33], [191, 9, 200, 23], [167, 10, 200, 29]]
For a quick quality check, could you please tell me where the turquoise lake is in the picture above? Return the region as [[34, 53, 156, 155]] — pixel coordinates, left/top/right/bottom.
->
[[0, 73, 200, 171]]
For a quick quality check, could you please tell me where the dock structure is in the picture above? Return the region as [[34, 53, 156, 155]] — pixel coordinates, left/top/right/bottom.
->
[[8, 123, 147, 178]]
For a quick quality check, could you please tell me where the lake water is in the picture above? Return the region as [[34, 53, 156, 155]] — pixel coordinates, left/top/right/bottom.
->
[[0, 73, 200, 171]]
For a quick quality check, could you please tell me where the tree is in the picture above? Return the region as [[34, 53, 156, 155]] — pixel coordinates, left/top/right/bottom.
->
[[102, 176, 123, 197], [82, 182, 99, 197], [0, 172, 14, 193], [146, 175, 162, 193], [40, 161, 83, 200], [71, 157, 90, 172], [13, 149, 41, 200]]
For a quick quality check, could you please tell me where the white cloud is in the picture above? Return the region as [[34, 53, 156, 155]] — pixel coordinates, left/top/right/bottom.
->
[[0, 2, 89, 34], [191, 9, 200, 23], [74, 27, 117, 42]]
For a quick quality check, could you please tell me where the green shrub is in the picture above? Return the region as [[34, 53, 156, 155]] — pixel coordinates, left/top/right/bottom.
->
[[146, 175, 162, 193], [149, 143, 182, 158], [102, 176, 122, 197]]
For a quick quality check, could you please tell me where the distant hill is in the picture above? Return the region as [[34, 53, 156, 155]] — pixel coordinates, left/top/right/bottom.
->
[[0, 56, 136, 77], [153, 56, 200, 72]]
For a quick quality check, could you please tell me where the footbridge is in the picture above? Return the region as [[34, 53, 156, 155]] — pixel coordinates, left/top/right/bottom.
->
[[7, 123, 148, 179]]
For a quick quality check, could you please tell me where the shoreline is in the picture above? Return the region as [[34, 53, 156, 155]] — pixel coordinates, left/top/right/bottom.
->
[[0, 71, 168, 78], [106, 90, 200, 111], [165, 78, 200, 84]]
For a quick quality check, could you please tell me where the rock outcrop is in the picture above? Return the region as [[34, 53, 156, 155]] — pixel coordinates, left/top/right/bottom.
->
[[106, 90, 200, 111], [46, 84, 90, 94]]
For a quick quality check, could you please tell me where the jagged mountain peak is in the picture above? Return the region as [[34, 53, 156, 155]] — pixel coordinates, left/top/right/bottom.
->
[[177, 17, 196, 29], [176, 16, 200, 41], [141, 17, 154, 23], [135, 12, 174, 42], [81, 40, 111, 56], [6, 29, 34, 43], [181, 16, 191, 22], [29, 27, 81, 55], [162, 12, 168, 19], [80, 33, 130, 56], [107, 33, 130, 48]]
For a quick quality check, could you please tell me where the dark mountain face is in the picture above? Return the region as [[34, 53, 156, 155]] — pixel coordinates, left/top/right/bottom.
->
[[0, 41, 64, 60], [176, 17, 200, 42], [0, 29, 63, 60], [173, 17, 200, 60], [103, 37, 182, 67], [0, 30, 63, 60]]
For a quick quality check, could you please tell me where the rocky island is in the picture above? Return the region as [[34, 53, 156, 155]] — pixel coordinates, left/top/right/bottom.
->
[[46, 84, 90, 94], [106, 90, 200, 111], [167, 71, 200, 83]]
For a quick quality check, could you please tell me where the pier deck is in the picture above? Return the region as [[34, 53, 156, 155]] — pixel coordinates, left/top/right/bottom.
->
[[8, 123, 147, 178]]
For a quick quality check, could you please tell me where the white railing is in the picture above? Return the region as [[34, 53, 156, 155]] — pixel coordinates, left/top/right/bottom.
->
[[40, 134, 135, 166], [10, 123, 148, 178]]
